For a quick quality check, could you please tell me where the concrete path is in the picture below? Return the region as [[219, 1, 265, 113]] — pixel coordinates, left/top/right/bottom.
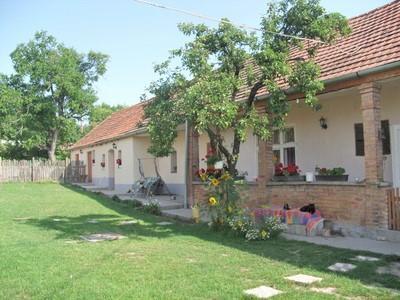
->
[[282, 233, 400, 256]]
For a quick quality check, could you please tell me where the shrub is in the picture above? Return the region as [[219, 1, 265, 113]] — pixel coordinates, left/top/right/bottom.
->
[[142, 200, 161, 215], [228, 213, 285, 241], [111, 195, 120, 202], [131, 199, 143, 208]]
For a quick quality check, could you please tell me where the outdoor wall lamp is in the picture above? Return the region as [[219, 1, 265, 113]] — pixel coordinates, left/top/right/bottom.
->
[[79, 149, 83, 154], [319, 117, 328, 130], [112, 142, 117, 149]]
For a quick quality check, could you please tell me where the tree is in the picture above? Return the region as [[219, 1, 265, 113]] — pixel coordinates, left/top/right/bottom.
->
[[87, 103, 126, 130], [0, 31, 108, 161], [145, 0, 350, 175]]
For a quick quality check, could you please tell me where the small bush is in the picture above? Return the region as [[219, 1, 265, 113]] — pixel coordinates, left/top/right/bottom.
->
[[111, 195, 120, 202], [131, 199, 143, 208], [228, 213, 285, 241], [142, 200, 161, 215]]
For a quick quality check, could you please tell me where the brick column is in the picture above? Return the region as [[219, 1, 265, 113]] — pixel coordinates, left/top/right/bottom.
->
[[258, 138, 274, 185], [359, 82, 383, 184], [186, 126, 199, 206]]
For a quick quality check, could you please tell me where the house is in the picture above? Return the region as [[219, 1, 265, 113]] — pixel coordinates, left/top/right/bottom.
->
[[71, 0, 400, 235]]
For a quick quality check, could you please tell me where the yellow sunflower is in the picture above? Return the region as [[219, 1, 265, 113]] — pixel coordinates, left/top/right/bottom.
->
[[208, 197, 217, 206], [211, 178, 220, 186]]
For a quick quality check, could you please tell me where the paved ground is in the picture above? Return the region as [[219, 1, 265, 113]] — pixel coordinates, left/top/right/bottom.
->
[[283, 233, 400, 256]]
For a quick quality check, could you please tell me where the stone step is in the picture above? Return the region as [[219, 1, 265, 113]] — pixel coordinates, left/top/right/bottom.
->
[[118, 195, 184, 211]]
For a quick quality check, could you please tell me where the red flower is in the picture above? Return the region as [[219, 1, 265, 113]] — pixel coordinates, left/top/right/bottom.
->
[[116, 158, 122, 166]]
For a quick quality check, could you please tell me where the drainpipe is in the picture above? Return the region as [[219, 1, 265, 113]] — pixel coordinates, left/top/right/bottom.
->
[[183, 120, 189, 209]]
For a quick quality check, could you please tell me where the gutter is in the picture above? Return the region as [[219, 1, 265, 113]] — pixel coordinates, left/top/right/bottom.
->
[[255, 60, 400, 101], [70, 126, 148, 151]]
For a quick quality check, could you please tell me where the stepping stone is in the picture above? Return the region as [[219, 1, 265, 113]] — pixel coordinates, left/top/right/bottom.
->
[[244, 286, 282, 299], [87, 219, 99, 224], [119, 220, 138, 225], [156, 221, 173, 226], [351, 255, 380, 262], [285, 274, 322, 284], [328, 263, 356, 272], [53, 218, 69, 222], [376, 262, 400, 278], [80, 233, 126, 243], [311, 287, 336, 295]]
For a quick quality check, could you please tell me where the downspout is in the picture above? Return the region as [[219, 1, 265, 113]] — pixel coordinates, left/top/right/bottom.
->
[[183, 119, 189, 209]]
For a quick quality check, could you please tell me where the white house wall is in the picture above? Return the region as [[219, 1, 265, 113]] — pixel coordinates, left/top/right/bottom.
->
[[286, 79, 399, 183], [196, 79, 400, 183], [71, 137, 135, 193], [133, 131, 186, 195], [198, 129, 259, 181]]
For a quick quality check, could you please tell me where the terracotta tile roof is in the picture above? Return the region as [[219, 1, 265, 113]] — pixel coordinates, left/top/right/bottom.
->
[[71, 102, 146, 149], [236, 0, 400, 100], [73, 1, 400, 149]]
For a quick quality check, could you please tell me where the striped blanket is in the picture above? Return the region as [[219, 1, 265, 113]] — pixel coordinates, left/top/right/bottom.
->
[[252, 207, 324, 236]]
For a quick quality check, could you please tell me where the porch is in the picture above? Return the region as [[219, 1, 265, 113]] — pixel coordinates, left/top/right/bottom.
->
[[188, 77, 400, 234]]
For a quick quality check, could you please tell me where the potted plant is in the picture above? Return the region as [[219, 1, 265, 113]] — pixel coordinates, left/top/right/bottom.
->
[[273, 163, 305, 182], [315, 167, 348, 182], [116, 158, 122, 167]]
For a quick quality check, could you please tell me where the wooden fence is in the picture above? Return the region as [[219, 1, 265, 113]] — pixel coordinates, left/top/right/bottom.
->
[[0, 159, 87, 183], [388, 188, 400, 231]]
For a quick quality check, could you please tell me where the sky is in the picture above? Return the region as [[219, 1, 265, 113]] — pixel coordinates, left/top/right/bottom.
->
[[0, 0, 393, 107]]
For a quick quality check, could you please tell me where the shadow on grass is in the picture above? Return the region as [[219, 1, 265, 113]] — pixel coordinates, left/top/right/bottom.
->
[[23, 183, 400, 291]]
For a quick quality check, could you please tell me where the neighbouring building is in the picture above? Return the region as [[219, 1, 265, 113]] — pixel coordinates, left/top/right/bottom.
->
[[71, 0, 400, 235]]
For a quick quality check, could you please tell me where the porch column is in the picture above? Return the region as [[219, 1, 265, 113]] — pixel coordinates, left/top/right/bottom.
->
[[258, 137, 274, 185], [359, 82, 383, 184], [186, 125, 199, 206]]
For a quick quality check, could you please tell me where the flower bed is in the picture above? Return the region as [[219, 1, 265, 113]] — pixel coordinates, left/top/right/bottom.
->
[[196, 167, 285, 241]]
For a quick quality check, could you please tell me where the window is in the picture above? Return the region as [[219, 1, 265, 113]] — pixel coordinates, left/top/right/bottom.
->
[[354, 120, 391, 156], [102, 154, 106, 163], [118, 150, 122, 160], [272, 127, 296, 165], [170, 151, 177, 173], [92, 150, 95, 163]]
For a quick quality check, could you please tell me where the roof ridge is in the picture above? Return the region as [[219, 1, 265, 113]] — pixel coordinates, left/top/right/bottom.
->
[[348, 0, 399, 22]]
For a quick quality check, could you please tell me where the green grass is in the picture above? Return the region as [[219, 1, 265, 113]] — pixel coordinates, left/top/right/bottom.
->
[[0, 183, 399, 299]]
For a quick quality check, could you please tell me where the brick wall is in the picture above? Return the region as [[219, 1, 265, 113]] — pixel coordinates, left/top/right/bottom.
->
[[192, 182, 390, 229]]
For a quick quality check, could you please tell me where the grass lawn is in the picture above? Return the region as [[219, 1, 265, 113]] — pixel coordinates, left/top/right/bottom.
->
[[0, 183, 399, 299]]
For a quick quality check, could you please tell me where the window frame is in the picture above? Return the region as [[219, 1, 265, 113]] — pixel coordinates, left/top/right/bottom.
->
[[354, 120, 391, 156], [272, 126, 297, 165]]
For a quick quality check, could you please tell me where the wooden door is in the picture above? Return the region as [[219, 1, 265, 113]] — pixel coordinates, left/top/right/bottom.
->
[[87, 151, 93, 183], [108, 150, 115, 190]]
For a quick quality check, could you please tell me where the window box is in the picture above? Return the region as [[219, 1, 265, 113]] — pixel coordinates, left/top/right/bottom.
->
[[315, 175, 349, 182], [273, 175, 306, 182]]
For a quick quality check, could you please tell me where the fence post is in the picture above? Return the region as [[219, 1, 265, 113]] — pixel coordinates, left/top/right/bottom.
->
[[31, 157, 34, 182], [64, 158, 68, 183]]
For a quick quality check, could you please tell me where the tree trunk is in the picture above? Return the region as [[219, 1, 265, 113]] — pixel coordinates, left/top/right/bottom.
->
[[48, 128, 58, 162]]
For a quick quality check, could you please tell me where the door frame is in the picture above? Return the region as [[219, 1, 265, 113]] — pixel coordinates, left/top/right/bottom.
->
[[391, 124, 400, 187], [87, 151, 93, 183], [108, 149, 115, 190]]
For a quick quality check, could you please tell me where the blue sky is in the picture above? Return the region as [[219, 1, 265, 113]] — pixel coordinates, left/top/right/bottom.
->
[[0, 0, 392, 106]]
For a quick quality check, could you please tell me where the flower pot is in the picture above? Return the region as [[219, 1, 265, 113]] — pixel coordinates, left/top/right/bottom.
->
[[315, 175, 349, 182], [192, 206, 200, 223], [273, 175, 306, 182]]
